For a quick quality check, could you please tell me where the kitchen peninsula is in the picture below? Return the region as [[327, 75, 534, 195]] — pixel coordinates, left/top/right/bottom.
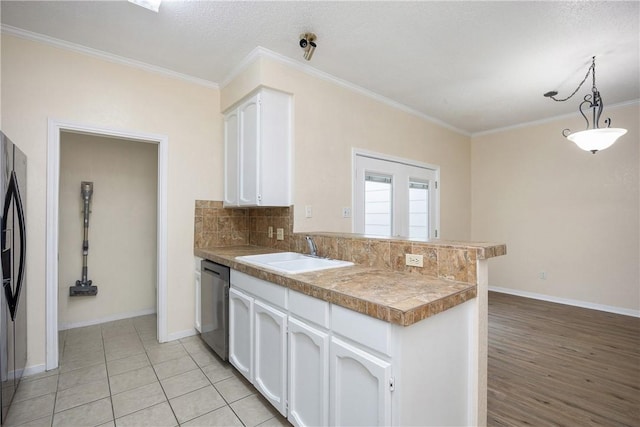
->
[[194, 204, 505, 427]]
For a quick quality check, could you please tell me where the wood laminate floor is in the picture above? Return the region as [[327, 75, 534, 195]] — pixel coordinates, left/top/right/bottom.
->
[[487, 292, 640, 426]]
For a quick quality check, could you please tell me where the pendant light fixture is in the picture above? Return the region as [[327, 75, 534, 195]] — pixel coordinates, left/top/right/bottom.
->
[[544, 56, 627, 154]]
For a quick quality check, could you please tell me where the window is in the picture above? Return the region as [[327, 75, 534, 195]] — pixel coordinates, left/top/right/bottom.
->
[[354, 152, 439, 239], [364, 173, 392, 236], [408, 180, 429, 240]]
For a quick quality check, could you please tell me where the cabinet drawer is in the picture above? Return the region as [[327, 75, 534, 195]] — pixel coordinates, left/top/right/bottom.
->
[[289, 290, 330, 329], [231, 270, 286, 309], [331, 305, 392, 357]]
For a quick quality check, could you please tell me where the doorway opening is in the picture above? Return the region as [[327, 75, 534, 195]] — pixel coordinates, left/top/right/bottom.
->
[[46, 120, 168, 370], [353, 150, 440, 239]]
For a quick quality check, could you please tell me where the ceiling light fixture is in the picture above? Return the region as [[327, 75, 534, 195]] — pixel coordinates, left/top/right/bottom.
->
[[299, 33, 317, 61], [544, 56, 626, 154], [128, 0, 161, 13]]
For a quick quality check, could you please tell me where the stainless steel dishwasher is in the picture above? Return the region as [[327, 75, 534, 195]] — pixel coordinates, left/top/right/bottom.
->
[[200, 260, 229, 360]]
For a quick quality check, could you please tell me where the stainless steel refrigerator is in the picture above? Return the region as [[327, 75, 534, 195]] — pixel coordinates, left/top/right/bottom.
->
[[0, 131, 27, 424]]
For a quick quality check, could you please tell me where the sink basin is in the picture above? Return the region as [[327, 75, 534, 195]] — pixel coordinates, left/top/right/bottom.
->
[[236, 252, 354, 274]]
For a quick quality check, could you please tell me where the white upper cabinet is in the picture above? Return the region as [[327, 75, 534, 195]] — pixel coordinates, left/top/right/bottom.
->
[[224, 110, 240, 206], [224, 88, 292, 207]]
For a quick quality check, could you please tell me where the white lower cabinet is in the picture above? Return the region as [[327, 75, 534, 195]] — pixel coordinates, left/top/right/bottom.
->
[[228, 287, 253, 381], [229, 269, 475, 427], [330, 337, 392, 427], [288, 317, 329, 427], [194, 270, 201, 332], [254, 300, 288, 416]]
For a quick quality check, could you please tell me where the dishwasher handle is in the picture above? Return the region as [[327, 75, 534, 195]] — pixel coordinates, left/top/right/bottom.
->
[[201, 260, 230, 282]]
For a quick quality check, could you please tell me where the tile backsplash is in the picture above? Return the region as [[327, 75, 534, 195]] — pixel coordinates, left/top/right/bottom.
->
[[194, 201, 293, 250], [291, 233, 480, 284], [195, 201, 504, 285]]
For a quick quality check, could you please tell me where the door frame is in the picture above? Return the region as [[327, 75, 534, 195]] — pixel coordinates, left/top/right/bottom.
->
[[352, 148, 440, 238], [46, 119, 168, 370]]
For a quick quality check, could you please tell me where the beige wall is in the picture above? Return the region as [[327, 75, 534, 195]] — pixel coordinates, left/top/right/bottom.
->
[[59, 132, 157, 327], [221, 57, 472, 240], [1, 34, 473, 372], [471, 103, 639, 312], [8, 26, 634, 372], [1, 34, 221, 369]]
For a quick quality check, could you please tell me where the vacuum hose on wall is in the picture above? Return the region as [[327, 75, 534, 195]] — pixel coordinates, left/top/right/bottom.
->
[[69, 181, 98, 296]]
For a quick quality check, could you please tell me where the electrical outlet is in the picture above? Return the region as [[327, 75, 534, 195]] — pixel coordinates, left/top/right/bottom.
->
[[276, 228, 284, 240], [268, 226, 273, 238], [539, 271, 547, 280], [342, 207, 352, 218], [405, 254, 424, 267]]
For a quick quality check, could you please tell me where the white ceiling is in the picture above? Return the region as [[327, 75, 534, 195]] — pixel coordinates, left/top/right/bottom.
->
[[2, 1, 639, 134]]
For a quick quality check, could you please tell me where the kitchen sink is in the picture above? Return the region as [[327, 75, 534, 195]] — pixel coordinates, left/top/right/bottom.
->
[[236, 252, 354, 274]]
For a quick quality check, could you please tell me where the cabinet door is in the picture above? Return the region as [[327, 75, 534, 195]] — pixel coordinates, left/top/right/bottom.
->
[[254, 300, 287, 416], [224, 109, 239, 206], [239, 96, 260, 206], [288, 317, 329, 427], [229, 288, 253, 382], [194, 269, 201, 333], [330, 337, 392, 427]]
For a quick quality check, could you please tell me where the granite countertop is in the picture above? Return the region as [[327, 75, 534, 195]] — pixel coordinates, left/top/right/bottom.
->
[[195, 245, 479, 327]]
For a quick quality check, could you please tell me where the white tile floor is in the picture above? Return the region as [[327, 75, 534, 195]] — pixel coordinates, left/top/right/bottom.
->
[[6, 314, 290, 427]]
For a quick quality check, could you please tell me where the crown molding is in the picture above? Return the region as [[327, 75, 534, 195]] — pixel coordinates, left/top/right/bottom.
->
[[472, 99, 640, 138], [221, 46, 471, 137], [1, 24, 219, 90], [10, 23, 624, 139], [219, 46, 265, 88]]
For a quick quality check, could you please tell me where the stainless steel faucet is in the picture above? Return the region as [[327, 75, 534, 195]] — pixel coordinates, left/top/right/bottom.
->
[[305, 236, 318, 257]]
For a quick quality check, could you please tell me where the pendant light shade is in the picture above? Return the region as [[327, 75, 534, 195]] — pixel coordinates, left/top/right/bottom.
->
[[567, 128, 628, 154], [544, 56, 626, 154]]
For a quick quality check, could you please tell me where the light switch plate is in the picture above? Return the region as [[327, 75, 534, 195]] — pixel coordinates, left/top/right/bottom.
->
[[276, 228, 284, 240], [268, 226, 274, 238], [305, 205, 313, 218]]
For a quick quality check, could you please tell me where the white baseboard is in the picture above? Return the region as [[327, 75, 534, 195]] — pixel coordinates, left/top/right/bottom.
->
[[58, 308, 157, 331], [489, 286, 640, 318], [6, 367, 23, 381], [22, 363, 46, 378], [166, 328, 198, 342]]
